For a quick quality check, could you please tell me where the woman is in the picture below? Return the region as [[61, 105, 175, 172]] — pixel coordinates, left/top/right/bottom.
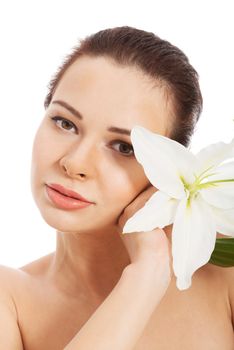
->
[[0, 26, 233, 349]]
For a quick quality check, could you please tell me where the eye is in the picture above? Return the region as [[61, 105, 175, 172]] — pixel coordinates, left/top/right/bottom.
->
[[110, 140, 135, 157], [50, 116, 78, 133]]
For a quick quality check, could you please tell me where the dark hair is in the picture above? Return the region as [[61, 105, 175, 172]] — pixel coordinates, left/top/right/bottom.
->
[[44, 26, 203, 147]]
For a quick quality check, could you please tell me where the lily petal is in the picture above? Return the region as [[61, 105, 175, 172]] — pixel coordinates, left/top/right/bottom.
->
[[200, 181, 234, 209], [130, 126, 198, 199], [195, 138, 234, 173], [199, 161, 234, 209], [122, 190, 178, 233], [211, 206, 234, 236], [172, 194, 216, 290], [230, 137, 234, 156], [202, 160, 234, 182]]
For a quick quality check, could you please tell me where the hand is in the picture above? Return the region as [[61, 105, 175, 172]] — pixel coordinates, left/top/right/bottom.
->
[[116, 185, 172, 272], [117, 184, 158, 234]]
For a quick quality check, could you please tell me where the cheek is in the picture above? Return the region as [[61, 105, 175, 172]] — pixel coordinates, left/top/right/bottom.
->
[[31, 130, 47, 174], [31, 119, 66, 169], [104, 163, 149, 210], [31, 124, 58, 182]]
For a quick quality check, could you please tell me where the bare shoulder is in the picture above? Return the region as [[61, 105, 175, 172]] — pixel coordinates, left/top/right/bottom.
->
[[0, 264, 24, 349], [202, 263, 234, 288], [0, 263, 23, 278], [0, 264, 24, 310], [195, 263, 234, 303], [220, 265, 234, 307], [205, 263, 234, 325], [200, 261, 234, 278], [212, 264, 234, 296], [0, 263, 24, 288], [219, 265, 234, 285]]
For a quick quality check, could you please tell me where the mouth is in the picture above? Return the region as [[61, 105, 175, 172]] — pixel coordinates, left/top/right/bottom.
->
[[52, 188, 77, 199], [45, 184, 93, 210], [46, 183, 94, 203]]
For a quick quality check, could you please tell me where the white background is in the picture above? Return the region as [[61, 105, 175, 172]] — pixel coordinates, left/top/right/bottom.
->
[[0, 0, 233, 267]]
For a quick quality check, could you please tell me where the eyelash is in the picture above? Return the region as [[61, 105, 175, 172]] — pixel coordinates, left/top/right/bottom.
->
[[50, 116, 135, 157]]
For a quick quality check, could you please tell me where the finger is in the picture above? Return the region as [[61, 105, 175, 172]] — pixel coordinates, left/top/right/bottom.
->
[[138, 185, 158, 201], [125, 185, 157, 213], [116, 185, 158, 231]]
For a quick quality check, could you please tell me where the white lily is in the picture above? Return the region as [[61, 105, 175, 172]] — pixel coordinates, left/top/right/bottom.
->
[[122, 126, 234, 290]]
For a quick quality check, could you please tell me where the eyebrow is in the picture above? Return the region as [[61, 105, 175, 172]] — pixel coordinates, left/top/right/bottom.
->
[[51, 99, 131, 136]]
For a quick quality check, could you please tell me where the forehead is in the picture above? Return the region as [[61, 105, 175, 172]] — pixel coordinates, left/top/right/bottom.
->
[[51, 56, 172, 136]]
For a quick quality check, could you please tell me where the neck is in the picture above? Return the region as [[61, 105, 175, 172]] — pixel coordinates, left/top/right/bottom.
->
[[48, 227, 130, 302]]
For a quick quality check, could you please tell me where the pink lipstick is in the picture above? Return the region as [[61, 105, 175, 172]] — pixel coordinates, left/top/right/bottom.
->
[[45, 183, 94, 210]]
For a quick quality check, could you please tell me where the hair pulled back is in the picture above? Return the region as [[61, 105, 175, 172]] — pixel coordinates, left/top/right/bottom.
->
[[44, 26, 203, 147]]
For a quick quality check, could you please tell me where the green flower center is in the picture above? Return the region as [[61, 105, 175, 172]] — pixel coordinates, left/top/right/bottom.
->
[[180, 165, 234, 208]]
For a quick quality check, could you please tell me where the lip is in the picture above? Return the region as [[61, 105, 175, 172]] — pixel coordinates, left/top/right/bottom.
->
[[45, 185, 93, 210], [46, 183, 93, 203]]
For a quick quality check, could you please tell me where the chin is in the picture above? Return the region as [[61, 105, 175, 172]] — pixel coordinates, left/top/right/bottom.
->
[[35, 203, 116, 236]]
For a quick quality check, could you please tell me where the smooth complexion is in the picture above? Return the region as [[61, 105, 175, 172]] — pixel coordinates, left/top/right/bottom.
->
[[1, 55, 232, 350], [30, 55, 172, 302]]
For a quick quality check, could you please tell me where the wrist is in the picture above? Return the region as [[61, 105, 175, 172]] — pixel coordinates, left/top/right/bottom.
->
[[122, 262, 171, 304], [123, 261, 168, 283], [128, 257, 171, 279]]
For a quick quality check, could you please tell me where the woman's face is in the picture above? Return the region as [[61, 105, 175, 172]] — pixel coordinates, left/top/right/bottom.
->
[[31, 56, 172, 235]]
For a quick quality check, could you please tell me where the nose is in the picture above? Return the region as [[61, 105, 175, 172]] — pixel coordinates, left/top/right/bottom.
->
[[59, 140, 98, 180]]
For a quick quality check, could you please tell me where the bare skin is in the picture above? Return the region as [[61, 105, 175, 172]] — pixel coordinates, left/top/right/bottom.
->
[[0, 56, 233, 349]]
